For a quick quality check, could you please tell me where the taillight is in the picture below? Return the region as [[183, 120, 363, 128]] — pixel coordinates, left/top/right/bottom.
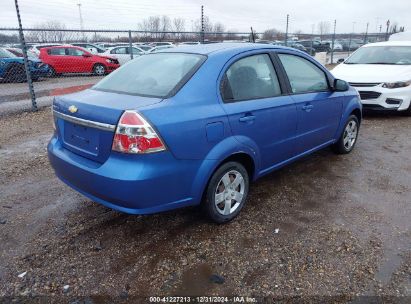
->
[[112, 110, 166, 154]]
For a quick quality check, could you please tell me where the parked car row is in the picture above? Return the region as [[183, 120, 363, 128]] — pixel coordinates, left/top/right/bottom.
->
[[0, 41, 203, 81]]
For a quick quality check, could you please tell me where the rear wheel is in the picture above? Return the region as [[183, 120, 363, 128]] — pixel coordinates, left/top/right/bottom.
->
[[203, 162, 249, 224], [332, 115, 359, 154], [93, 64, 106, 76]]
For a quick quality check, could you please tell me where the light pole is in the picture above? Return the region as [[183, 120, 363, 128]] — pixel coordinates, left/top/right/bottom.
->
[[284, 14, 289, 46], [364, 22, 369, 44], [77, 2, 85, 41]]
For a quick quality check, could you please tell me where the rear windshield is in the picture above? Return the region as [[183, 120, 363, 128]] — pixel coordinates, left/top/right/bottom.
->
[[93, 53, 206, 98]]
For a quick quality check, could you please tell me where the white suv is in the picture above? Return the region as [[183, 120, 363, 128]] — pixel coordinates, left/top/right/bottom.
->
[[332, 41, 411, 115]]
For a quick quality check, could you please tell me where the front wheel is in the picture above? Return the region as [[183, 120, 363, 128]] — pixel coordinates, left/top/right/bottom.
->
[[93, 64, 106, 76], [203, 162, 249, 224], [332, 115, 359, 154]]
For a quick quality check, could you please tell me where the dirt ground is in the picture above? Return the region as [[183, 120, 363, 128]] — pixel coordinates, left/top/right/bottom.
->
[[0, 108, 410, 302]]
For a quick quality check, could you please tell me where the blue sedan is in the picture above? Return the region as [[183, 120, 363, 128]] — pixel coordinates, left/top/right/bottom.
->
[[48, 43, 362, 223]]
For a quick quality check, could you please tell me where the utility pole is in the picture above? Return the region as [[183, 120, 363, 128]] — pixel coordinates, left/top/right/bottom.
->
[[14, 0, 37, 111], [77, 2, 85, 41], [284, 14, 289, 46], [330, 20, 336, 64], [200, 5, 205, 44], [375, 17, 380, 32], [364, 22, 369, 44], [250, 27, 255, 43]]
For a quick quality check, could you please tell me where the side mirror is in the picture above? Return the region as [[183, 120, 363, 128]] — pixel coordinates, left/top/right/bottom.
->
[[337, 58, 345, 63], [334, 79, 349, 92]]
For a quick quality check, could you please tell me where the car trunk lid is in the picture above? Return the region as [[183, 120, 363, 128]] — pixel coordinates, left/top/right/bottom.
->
[[53, 89, 162, 163]]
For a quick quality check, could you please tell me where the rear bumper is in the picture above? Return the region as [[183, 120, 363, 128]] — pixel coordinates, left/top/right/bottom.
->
[[48, 135, 202, 214]]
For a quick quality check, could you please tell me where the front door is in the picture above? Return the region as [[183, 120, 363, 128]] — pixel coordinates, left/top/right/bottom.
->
[[277, 53, 343, 154], [220, 53, 297, 172]]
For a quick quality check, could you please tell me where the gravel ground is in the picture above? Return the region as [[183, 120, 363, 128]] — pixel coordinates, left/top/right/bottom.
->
[[0, 108, 410, 302]]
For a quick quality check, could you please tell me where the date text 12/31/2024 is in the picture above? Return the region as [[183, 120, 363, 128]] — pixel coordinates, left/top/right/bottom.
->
[[149, 296, 257, 303]]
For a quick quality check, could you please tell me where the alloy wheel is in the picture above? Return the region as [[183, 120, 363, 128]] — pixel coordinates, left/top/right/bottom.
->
[[214, 170, 245, 215], [343, 120, 358, 150]]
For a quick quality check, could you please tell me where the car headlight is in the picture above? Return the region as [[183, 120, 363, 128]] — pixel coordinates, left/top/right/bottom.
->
[[382, 80, 411, 89], [106, 59, 113, 63]]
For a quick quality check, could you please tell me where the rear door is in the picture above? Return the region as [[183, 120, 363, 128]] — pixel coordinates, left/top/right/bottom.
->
[[220, 53, 297, 172], [47, 47, 67, 73], [277, 53, 343, 154]]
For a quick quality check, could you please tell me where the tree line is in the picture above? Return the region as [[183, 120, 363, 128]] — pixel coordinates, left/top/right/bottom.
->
[[0, 18, 406, 44]]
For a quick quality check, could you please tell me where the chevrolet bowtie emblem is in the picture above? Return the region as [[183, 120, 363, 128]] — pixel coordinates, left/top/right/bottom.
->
[[68, 105, 78, 113]]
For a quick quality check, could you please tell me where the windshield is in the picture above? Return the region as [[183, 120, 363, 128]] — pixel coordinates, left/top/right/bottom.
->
[[0, 48, 17, 58], [345, 46, 411, 65], [93, 53, 206, 97]]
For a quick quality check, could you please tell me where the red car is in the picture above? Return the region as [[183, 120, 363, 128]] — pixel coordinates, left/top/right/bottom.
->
[[39, 45, 120, 76]]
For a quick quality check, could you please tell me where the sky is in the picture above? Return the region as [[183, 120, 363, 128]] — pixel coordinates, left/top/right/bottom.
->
[[1, 0, 409, 34]]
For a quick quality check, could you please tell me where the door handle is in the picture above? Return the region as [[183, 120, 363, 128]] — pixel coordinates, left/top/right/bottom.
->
[[302, 104, 314, 112], [239, 115, 256, 122]]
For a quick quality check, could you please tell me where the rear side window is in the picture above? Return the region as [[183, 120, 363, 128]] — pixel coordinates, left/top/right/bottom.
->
[[49, 48, 66, 56], [93, 53, 205, 98], [278, 54, 329, 93], [221, 54, 281, 102]]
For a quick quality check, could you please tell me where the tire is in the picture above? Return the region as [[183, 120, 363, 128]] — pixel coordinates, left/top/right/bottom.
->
[[332, 115, 360, 154], [4, 65, 26, 83], [93, 64, 106, 76], [47, 66, 57, 77], [203, 162, 249, 224]]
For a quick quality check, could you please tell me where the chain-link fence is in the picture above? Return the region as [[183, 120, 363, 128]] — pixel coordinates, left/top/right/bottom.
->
[[0, 26, 388, 112]]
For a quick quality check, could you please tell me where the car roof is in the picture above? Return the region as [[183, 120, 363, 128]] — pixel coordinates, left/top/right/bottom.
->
[[363, 41, 411, 47], [44, 45, 80, 49], [160, 42, 291, 56], [106, 46, 140, 50]]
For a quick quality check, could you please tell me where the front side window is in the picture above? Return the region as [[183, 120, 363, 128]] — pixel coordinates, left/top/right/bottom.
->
[[93, 53, 205, 97], [278, 54, 329, 93], [68, 48, 85, 56], [49, 48, 66, 56], [221, 54, 281, 102]]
